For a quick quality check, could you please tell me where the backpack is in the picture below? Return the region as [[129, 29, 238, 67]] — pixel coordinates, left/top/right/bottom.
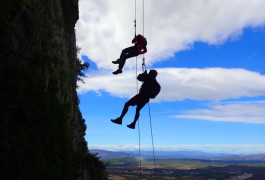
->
[[143, 38, 147, 46], [149, 80, 161, 99]]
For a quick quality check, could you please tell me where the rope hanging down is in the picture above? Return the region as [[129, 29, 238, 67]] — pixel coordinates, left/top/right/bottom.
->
[[141, 0, 146, 73], [134, 0, 142, 178], [134, 0, 157, 179]]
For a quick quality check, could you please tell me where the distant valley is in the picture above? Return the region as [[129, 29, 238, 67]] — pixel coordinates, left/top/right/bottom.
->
[[91, 149, 265, 161], [90, 149, 265, 179]]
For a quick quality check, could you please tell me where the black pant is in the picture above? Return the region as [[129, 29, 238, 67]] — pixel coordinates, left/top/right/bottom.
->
[[118, 46, 138, 69], [120, 94, 150, 125]]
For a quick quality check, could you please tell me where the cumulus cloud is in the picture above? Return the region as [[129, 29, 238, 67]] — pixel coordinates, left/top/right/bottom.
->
[[76, 0, 265, 69], [77, 68, 265, 101], [173, 101, 265, 124]]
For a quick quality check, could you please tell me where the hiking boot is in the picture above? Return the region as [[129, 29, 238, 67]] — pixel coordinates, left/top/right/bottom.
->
[[112, 59, 120, 64], [112, 69, 122, 75], [111, 117, 122, 125], [127, 123, 136, 129]]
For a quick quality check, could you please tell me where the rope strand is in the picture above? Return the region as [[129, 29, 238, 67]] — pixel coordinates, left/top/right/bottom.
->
[[134, 0, 142, 178], [134, 0, 136, 37], [135, 0, 157, 179], [137, 120, 142, 178], [148, 103, 157, 179], [142, 0, 145, 66], [136, 57, 138, 92], [142, 0, 145, 37]]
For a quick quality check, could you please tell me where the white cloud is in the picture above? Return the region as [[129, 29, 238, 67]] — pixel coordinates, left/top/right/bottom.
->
[[77, 68, 265, 101], [76, 0, 265, 70], [173, 101, 265, 124]]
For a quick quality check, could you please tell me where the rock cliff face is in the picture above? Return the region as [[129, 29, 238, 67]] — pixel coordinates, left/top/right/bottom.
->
[[0, 0, 99, 179]]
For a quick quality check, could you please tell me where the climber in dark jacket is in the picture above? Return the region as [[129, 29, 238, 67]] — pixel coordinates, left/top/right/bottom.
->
[[111, 69, 160, 129], [112, 34, 147, 75]]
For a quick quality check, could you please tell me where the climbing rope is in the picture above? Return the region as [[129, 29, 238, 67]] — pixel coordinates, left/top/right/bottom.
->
[[134, 0, 157, 179], [141, 0, 157, 178], [142, 57, 146, 72], [141, 0, 145, 72], [142, 0, 145, 37], [134, 0, 142, 178], [148, 103, 157, 179], [134, 0, 137, 37]]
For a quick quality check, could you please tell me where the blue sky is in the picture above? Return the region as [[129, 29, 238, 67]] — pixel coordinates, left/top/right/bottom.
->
[[76, 0, 265, 154]]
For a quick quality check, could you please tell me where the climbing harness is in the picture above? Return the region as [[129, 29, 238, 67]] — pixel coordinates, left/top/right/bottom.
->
[[134, 0, 157, 179]]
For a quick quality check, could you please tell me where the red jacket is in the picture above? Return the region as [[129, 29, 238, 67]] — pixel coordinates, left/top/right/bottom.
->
[[132, 34, 147, 55]]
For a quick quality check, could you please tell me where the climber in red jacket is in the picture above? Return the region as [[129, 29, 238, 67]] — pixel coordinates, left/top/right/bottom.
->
[[112, 34, 147, 75]]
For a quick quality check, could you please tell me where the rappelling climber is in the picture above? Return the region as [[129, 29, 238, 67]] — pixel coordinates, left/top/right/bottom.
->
[[111, 69, 161, 129], [112, 34, 147, 75]]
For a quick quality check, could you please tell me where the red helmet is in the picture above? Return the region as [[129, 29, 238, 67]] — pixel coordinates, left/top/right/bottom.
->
[[149, 69, 158, 77]]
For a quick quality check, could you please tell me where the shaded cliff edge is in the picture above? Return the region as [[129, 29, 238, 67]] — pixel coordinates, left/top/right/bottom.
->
[[0, 0, 107, 179]]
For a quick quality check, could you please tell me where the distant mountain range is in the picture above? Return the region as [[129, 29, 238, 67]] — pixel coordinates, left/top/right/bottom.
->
[[90, 149, 265, 161], [90, 149, 136, 159]]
